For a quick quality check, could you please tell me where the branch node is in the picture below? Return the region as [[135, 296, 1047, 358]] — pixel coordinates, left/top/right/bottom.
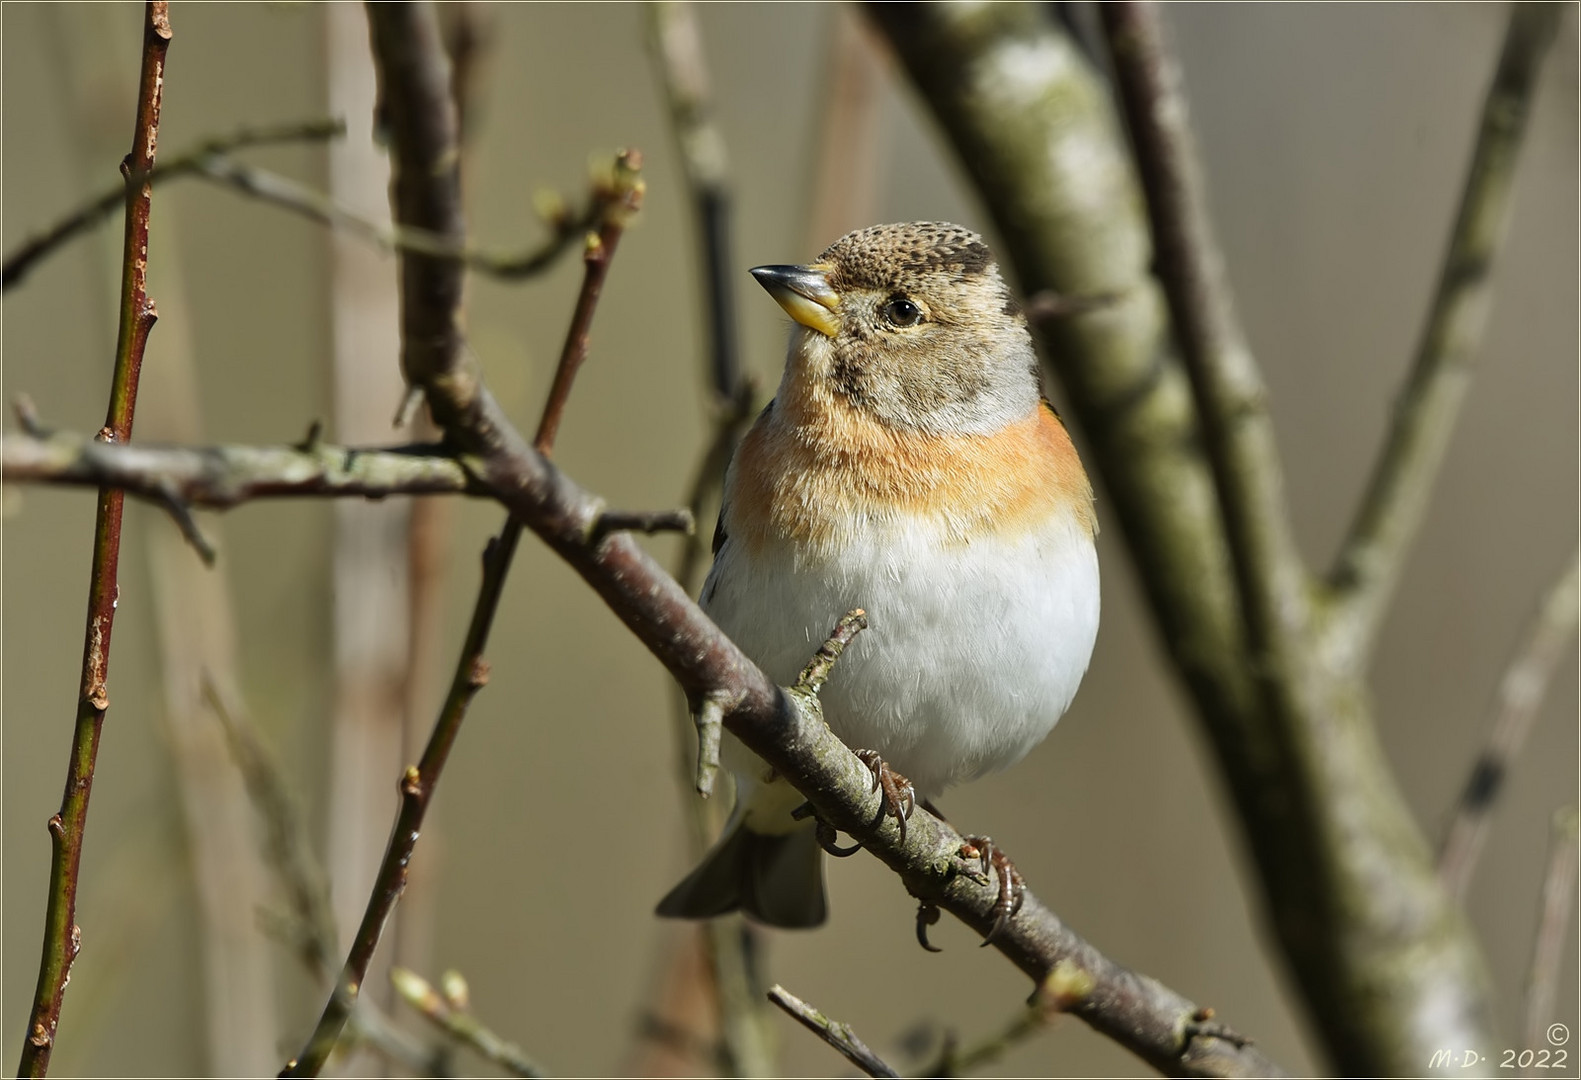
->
[[795, 609, 868, 695], [399, 766, 423, 799], [294, 420, 324, 454], [588, 507, 695, 545]]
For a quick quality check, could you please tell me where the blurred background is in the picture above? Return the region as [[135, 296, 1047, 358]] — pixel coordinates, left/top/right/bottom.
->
[[3, 3, 1575, 1076]]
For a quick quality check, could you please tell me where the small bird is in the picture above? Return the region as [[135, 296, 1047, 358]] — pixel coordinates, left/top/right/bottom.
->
[[657, 222, 1099, 934]]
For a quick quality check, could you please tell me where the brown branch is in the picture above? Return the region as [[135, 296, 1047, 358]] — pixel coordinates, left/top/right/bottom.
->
[[2, 117, 344, 290], [281, 10, 643, 1071], [1327, 3, 1563, 657], [1524, 808, 1577, 1061], [1440, 551, 1579, 900], [17, 5, 170, 1075], [647, 1, 746, 405], [391, 967, 544, 1078], [767, 984, 899, 1079]]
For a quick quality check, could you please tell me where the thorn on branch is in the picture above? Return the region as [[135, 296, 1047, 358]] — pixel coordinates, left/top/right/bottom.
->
[[796, 609, 869, 695], [294, 420, 325, 454], [152, 479, 217, 566], [13, 394, 48, 437], [766, 984, 899, 1079]]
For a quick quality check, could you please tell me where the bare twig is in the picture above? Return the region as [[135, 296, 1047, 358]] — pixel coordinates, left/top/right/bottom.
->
[[1100, 1, 1313, 679], [796, 609, 870, 695], [391, 967, 545, 1078], [647, 1, 745, 404], [3, 431, 481, 508], [767, 984, 900, 1079], [1440, 551, 1579, 899], [1524, 808, 1578, 1066], [189, 150, 597, 280], [18, 6, 170, 1074], [204, 679, 339, 979], [1328, 4, 1563, 657], [2, 117, 343, 290]]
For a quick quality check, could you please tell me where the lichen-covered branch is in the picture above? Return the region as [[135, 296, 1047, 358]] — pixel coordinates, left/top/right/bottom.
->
[[3, 430, 480, 505], [766, 985, 898, 1079], [1327, 3, 1563, 658], [867, 3, 1504, 1073], [17, 6, 171, 1076]]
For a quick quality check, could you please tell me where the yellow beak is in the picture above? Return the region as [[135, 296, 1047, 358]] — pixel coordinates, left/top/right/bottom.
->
[[750, 264, 840, 337]]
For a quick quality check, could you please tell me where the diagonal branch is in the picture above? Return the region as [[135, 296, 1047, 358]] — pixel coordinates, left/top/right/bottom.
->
[[1326, 3, 1562, 659], [1440, 550, 1579, 900], [17, 4, 171, 1076], [767, 985, 898, 1079], [1099, 0, 1313, 690], [2, 117, 344, 290]]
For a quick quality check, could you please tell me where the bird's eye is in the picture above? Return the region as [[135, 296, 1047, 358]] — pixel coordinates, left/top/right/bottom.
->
[[883, 297, 923, 327]]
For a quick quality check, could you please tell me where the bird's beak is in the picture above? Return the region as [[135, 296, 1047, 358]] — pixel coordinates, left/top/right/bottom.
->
[[750, 264, 840, 337]]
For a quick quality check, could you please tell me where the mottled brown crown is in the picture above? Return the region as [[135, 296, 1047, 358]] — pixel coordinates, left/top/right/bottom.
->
[[818, 222, 994, 293]]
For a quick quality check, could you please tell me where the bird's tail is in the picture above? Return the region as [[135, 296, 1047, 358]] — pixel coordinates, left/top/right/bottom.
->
[[655, 821, 826, 929]]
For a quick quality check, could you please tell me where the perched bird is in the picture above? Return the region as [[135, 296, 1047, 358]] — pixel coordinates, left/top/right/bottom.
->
[[657, 222, 1099, 933]]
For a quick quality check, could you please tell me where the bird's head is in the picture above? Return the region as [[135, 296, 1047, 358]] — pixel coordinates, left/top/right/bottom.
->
[[751, 222, 1040, 436]]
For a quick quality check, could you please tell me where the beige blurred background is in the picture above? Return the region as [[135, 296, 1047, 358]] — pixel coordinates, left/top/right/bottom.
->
[[3, 3, 1576, 1076]]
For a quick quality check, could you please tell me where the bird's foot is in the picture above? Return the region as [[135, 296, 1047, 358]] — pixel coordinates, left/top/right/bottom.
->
[[957, 835, 1025, 946], [855, 749, 916, 845]]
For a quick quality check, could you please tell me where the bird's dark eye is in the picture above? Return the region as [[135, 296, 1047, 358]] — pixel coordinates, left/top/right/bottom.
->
[[883, 297, 923, 327]]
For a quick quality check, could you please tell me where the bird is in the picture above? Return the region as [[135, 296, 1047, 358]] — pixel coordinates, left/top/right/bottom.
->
[[656, 222, 1100, 937]]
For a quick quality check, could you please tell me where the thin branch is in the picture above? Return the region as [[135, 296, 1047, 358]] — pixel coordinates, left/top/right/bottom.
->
[[187, 150, 597, 280], [2, 117, 344, 290], [1327, 3, 1563, 658], [1100, 1, 1314, 675], [391, 967, 545, 1078], [767, 985, 899, 1079], [18, 5, 170, 1074], [795, 608, 869, 695], [1440, 551, 1579, 900], [3, 431, 480, 507], [1524, 808, 1577, 1063], [647, 1, 746, 405]]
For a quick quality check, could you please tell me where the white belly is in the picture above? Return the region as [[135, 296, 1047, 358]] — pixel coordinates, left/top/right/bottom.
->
[[703, 510, 1099, 799]]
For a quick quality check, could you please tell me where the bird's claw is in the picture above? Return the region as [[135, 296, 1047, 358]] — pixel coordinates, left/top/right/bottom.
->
[[958, 835, 1024, 946], [915, 900, 943, 953], [815, 817, 862, 858], [791, 800, 862, 856], [855, 749, 916, 844]]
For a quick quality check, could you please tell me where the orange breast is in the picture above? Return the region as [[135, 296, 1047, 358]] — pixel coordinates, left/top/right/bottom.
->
[[727, 381, 1095, 556]]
